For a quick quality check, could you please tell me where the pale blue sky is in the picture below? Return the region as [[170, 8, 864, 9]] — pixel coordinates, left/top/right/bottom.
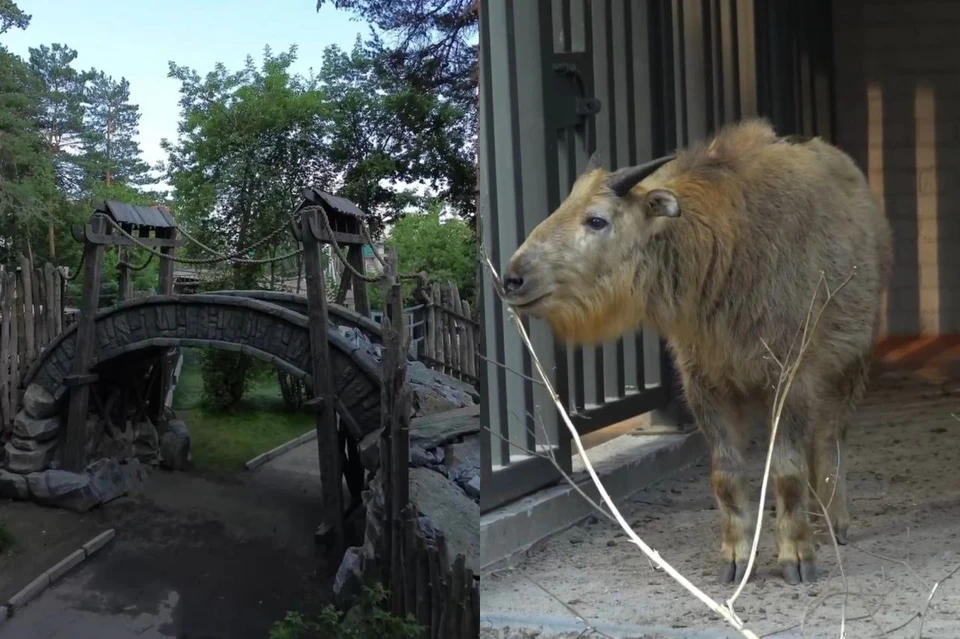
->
[[2, 0, 367, 178]]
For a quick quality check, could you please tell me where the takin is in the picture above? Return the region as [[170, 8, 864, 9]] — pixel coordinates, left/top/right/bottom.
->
[[501, 118, 893, 586]]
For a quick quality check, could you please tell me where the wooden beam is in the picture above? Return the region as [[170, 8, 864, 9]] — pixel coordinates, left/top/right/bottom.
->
[[63, 215, 108, 472], [151, 226, 177, 422], [306, 214, 365, 246], [302, 207, 345, 553], [71, 223, 185, 248]]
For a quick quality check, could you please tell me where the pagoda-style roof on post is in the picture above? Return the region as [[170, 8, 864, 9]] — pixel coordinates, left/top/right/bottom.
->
[[98, 199, 178, 230], [297, 187, 370, 246], [72, 199, 182, 248]]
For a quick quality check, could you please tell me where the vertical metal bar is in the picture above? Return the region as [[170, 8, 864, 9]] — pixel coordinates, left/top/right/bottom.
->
[[607, 0, 626, 403], [675, 0, 689, 145], [702, 0, 717, 134]]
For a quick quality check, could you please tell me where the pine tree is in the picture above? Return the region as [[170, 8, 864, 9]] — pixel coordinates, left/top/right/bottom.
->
[[27, 43, 90, 195], [81, 71, 150, 189]]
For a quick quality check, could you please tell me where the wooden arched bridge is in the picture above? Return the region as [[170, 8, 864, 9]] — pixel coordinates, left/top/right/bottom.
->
[[22, 293, 386, 440]]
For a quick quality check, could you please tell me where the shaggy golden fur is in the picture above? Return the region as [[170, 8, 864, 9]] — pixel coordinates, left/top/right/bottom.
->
[[503, 118, 893, 585]]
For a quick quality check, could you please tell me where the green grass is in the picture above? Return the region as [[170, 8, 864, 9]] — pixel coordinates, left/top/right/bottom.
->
[[172, 350, 314, 472], [0, 520, 14, 554]]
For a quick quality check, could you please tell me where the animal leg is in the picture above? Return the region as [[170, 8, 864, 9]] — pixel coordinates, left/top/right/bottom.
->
[[813, 415, 850, 544], [772, 399, 817, 585], [686, 385, 753, 584]]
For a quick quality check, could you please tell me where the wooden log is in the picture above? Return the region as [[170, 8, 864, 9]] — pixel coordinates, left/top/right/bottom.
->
[[461, 569, 476, 639], [18, 256, 35, 366], [415, 529, 431, 638], [10, 272, 21, 417], [33, 269, 50, 351], [0, 275, 10, 431], [442, 292, 454, 378], [449, 282, 463, 379], [44, 262, 56, 344], [402, 508, 418, 619], [63, 215, 108, 472], [55, 264, 63, 335], [448, 555, 465, 638], [346, 243, 370, 318], [301, 209, 344, 554], [425, 284, 437, 363], [427, 540, 442, 639], [431, 287, 442, 374], [461, 300, 475, 380]]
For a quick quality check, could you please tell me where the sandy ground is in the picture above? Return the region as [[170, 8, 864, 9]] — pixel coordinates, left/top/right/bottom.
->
[[481, 371, 960, 639], [0, 438, 351, 638]]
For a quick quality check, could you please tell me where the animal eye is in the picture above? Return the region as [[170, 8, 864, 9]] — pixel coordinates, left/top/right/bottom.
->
[[585, 216, 608, 230]]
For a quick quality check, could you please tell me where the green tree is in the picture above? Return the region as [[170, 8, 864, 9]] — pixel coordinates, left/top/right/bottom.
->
[[0, 44, 56, 264], [0, 0, 30, 35], [377, 200, 476, 307], [162, 45, 329, 408], [319, 40, 476, 223], [27, 43, 90, 195], [81, 71, 151, 189]]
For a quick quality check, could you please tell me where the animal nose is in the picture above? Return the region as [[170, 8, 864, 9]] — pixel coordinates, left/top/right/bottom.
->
[[503, 271, 524, 295]]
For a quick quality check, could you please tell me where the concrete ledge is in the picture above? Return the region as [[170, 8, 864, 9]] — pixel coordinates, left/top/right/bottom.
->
[[5, 528, 116, 616], [82, 529, 116, 556], [245, 430, 317, 470], [480, 613, 791, 639], [480, 429, 705, 573]]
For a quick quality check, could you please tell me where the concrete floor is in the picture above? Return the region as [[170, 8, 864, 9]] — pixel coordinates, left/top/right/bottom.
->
[[481, 358, 960, 638]]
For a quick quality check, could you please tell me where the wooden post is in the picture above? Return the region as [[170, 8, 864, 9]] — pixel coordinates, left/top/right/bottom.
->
[[0, 274, 11, 430], [33, 268, 46, 348], [43, 262, 56, 342], [118, 232, 133, 301], [302, 208, 344, 553], [63, 214, 108, 472], [462, 300, 475, 380], [150, 226, 177, 420], [346, 243, 370, 318], [381, 244, 412, 615], [10, 271, 21, 416], [18, 256, 35, 367], [426, 284, 437, 364]]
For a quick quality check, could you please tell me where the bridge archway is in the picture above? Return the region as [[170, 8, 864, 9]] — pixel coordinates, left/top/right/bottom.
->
[[23, 294, 384, 438]]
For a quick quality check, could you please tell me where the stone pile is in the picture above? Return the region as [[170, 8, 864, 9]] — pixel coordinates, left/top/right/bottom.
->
[[334, 404, 480, 604], [1, 383, 192, 511]]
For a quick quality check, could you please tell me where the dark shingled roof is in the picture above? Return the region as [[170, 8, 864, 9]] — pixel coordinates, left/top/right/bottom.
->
[[99, 200, 177, 229], [301, 187, 368, 220]]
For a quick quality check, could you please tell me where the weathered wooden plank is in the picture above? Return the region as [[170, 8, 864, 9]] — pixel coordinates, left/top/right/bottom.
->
[[346, 243, 370, 318], [18, 256, 35, 365], [448, 555, 465, 638], [10, 272, 21, 416], [461, 300, 475, 380], [0, 275, 10, 430], [428, 539, 442, 639], [449, 282, 463, 379], [35, 269, 47, 348], [54, 265, 62, 335], [44, 262, 57, 344], [63, 215, 108, 472], [426, 285, 437, 363], [442, 297, 454, 378], [301, 209, 344, 553], [432, 287, 444, 375], [415, 529, 431, 637]]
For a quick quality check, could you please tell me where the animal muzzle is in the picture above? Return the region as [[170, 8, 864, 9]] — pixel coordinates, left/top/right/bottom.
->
[[501, 250, 550, 311]]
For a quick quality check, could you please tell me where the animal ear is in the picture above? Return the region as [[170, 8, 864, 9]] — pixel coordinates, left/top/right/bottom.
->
[[585, 150, 603, 172], [646, 189, 680, 218]]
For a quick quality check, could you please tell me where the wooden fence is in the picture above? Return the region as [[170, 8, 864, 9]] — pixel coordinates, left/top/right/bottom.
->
[[0, 260, 65, 434], [373, 281, 480, 386]]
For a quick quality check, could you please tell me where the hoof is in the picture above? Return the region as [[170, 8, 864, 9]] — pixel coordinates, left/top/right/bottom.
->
[[834, 525, 849, 545], [781, 558, 817, 585], [721, 559, 751, 584]]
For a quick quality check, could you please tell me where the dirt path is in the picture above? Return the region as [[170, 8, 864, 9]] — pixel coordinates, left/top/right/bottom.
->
[[0, 451, 343, 638], [480, 371, 960, 638]]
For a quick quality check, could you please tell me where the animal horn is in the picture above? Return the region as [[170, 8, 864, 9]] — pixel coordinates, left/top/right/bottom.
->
[[608, 154, 676, 197]]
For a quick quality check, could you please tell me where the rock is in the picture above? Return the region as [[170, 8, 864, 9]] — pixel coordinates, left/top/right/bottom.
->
[[410, 467, 479, 573], [464, 475, 480, 500], [333, 546, 365, 605], [409, 445, 437, 467], [358, 430, 381, 472], [0, 469, 29, 500], [410, 405, 480, 449], [85, 458, 128, 504], [120, 458, 149, 495], [22, 384, 58, 419], [134, 419, 160, 463], [10, 437, 44, 452], [27, 470, 101, 512], [407, 362, 479, 417], [159, 418, 190, 470], [13, 410, 61, 442], [4, 440, 58, 474]]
